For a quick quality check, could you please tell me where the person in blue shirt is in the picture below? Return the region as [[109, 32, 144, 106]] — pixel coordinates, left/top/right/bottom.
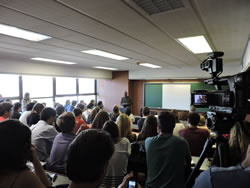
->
[[64, 100, 71, 112]]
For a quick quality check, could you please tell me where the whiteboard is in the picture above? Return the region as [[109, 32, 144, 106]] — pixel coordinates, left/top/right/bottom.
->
[[162, 84, 191, 110]]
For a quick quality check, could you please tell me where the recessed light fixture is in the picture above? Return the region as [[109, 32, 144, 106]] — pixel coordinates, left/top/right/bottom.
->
[[93, 66, 118, 70], [31, 57, 77, 65], [177, 35, 212, 54], [82, 49, 129, 60], [139, 63, 162, 68], [0, 24, 51, 42]]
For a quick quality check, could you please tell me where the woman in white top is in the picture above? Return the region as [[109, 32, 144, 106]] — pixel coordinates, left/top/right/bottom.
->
[[101, 120, 131, 188]]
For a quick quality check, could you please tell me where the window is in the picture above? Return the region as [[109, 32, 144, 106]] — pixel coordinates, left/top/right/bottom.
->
[[56, 77, 76, 95], [32, 98, 54, 108], [22, 75, 53, 98], [79, 78, 95, 94], [78, 95, 96, 105], [0, 74, 19, 97], [55, 96, 77, 106]]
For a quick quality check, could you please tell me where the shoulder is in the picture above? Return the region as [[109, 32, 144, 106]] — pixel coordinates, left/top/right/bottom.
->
[[14, 170, 45, 188], [120, 137, 130, 144], [193, 169, 212, 188]]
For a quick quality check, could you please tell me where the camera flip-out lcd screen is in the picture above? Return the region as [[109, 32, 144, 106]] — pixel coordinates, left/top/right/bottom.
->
[[194, 94, 207, 104]]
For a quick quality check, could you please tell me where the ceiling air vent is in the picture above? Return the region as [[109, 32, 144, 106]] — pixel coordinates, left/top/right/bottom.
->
[[133, 0, 184, 15]]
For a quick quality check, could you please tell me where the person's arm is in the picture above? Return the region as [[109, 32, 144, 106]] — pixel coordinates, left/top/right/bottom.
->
[[30, 145, 52, 187]]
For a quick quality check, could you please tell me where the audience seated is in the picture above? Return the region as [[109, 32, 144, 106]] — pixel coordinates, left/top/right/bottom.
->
[[10, 102, 21, 119], [84, 103, 94, 123], [125, 107, 135, 126], [19, 102, 35, 126], [88, 106, 100, 124], [0, 120, 51, 188], [137, 107, 150, 132], [145, 111, 191, 188], [179, 112, 210, 156], [97, 101, 104, 109], [55, 104, 65, 132], [76, 103, 87, 122], [110, 104, 121, 122], [100, 120, 131, 188], [21, 92, 31, 112], [172, 110, 186, 137], [31, 107, 58, 161], [64, 100, 71, 112], [70, 100, 77, 112], [66, 129, 114, 188], [27, 103, 45, 127], [197, 115, 210, 132], [0, 102, 13, 122], [73, 108, 89, 134], [137, 115, 158, 141], [91, 110, 110, 129], [117, 114, 137, 143], [47, 112, 76, 174], [179, 111, 189, 127]]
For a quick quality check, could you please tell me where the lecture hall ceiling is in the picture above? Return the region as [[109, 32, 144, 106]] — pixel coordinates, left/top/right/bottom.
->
[[0, 0, 249, 79]]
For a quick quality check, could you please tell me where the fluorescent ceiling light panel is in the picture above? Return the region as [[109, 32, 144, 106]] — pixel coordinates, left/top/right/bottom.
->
[[93, 66, 118, 70], [0, 24, 51, 42], [177, 35, 212, 54], [82, 50, 129, 60], [31, 58, 77, 65], [139, 63, 162, 68]]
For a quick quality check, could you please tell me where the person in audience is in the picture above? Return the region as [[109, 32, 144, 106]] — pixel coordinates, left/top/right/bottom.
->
[[27, 103, 45, 127], [22, 92, 31, 112], [145, 111, 191, 188], [125, 107, 135, 126], [76, 103, 87, 122], [73, 108, 89, 134], [137, 115, 158, 141], [117, 114, 137, 143], [179, 111, 189, 127], [19, 102, 35, 126], [190, 105, 196, 112], [66, 129, 114, 188], [172, 110, 186, 137], [100, 120, 131, 188], [0, 102, 13, 122], [88, 106, 100, 124], [30, 107, 58, 161], [79, 100, 86, 106], [0, 120, 51, 188], [137, 107, 150, 132], [10, 102, 22, 119], [84, 102, 94, 123], [197, 115, 210, 132], [54, 104, 65, 132], [0, 94, 3, 103], [47, 112, 76, 174], [89, 99, 96, 107], [64, 100, 71, 112], [91, 111, 110, 129], [179, 112, 210, 156], [70, 100, 77, 112], [97, 101, 104, 109], [120, 91, 132, 108], [110, 104, 121, 122]]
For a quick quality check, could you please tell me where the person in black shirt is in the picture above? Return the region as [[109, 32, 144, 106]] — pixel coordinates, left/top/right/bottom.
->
[[120, 91, 132, 108], [10, 102, 22, 119]]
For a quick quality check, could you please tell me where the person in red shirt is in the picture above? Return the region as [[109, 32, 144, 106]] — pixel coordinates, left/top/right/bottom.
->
[[0, 102, 13, 122], [73, 108, 89, 134]]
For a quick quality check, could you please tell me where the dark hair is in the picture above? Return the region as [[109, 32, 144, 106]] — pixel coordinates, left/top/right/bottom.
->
[[188, 112, 200, 126], [76, 103, 85, 111], [91, 111, 110, 129], [139, 115, 158, 140], [72, 100, 77, 106], [97, 101, 103, 106], [0, 102, 13, 116], [32, 103, 45, 114], [57, 112, 75, 133], [56, 104, 65, 115], [143, 107, 150, 116], [112, 105, 119, 114], [40, 107, 56, 121], [170, 109, 179, 123], [158, 112, 176, 133], [13, 102, 21, 112], [66, 129, 114, 183], [25, 102, 35, 111], [0, 120, 31, 170], [103, 120, 120, 143], [87, 103, 94, 109], [125, 107, 131, 116], [73, 108, 82, 117]]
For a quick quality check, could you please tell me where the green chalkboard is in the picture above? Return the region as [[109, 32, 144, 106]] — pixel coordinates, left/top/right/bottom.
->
[[144, 83, 162, 108]]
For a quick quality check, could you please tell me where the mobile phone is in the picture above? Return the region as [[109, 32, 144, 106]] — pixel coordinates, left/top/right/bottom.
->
[[128, 178, 137, 188]]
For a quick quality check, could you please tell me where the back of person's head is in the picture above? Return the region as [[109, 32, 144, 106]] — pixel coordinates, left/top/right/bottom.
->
[[0, 120, 31, 170], [24, 92, 30, 100], [102, 120, 120, 143], [13, 102, 21, 112], [143, 107, 150, 116], [26, 102, 35, 111], [179, 111, 189, 121], [89, 106, 100, 122], [188, 112, 200, 126], [112, 105, 120, 114], [0, 102, 13, 116], [76, 103, 85, 111], [73, 108, 82, 117], [198, 115, 206, 127], [32, 103, 45, 114], [116, 114, 131, 137], [57, 112, 75, 133], [87, 102, 94, 109], [125, 107, 131, 116], [65, 100, 70, 105], [66, 129, 114, 184], [97, 101, 103, 109], [72, 100, 77, 106], [170, 109, 179, 123], [140, 115, 158, 140], [91, 111, 109, 129], [56, 104, 65, 116], [158, 111, 176, 134], [190, 105, 196, 112], [40, 107, 56, 122]]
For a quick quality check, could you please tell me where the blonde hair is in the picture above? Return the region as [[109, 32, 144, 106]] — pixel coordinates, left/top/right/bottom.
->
[[116, 114, 132, 138]]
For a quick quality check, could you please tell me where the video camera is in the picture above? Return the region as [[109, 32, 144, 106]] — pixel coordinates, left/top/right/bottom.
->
[[191, 52, 250, 133]]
